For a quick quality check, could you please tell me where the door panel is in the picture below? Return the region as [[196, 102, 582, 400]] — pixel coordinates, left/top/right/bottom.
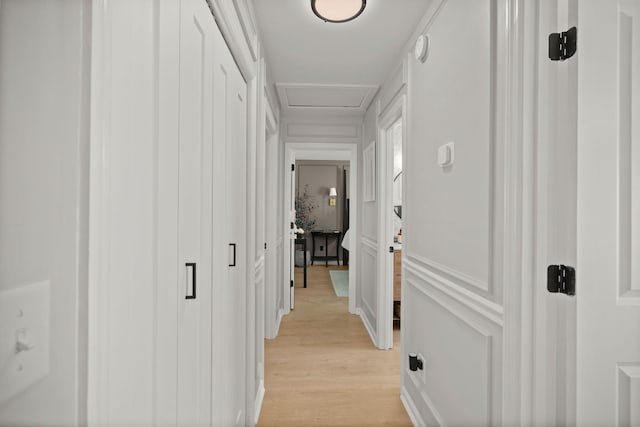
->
[[575, 0, 640, 424], [177, 0, 215, 424], [211, 21, 247, 426]]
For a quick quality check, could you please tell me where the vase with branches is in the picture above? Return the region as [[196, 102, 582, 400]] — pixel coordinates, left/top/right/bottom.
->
[[295, 184, 318, 234]]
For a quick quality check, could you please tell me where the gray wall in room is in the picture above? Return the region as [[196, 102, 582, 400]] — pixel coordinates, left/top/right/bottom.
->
[[296, 160, 349, 262]]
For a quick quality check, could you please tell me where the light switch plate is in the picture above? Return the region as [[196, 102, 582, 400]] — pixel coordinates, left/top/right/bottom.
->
[[437, 142, 455, 167], [0, 281, 50, 404]]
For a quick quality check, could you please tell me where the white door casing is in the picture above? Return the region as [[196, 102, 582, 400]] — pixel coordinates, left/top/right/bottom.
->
[[377, 95, 406, 350], [283, 143, 359, 316], [264, 91, 280, 339]]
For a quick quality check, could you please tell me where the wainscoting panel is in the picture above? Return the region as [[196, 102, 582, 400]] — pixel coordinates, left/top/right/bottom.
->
[[360, 238, 378, 338], [402, 267, 503, 426]]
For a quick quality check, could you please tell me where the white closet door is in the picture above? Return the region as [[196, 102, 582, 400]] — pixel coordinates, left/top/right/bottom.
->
[[211, 20, 248, 427], [176, 0, 215, 424]]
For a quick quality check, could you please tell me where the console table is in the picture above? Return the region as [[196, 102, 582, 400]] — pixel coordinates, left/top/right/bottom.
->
[[311, 230, 342, 266]]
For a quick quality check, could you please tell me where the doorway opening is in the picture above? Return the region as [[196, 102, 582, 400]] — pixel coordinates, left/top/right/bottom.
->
[[294, 159, 350, 294], [283, 143, 358, 315], [377, 95, 406, 349]]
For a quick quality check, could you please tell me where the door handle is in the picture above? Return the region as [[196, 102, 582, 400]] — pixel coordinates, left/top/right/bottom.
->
[[229, 243, 236, 267], [185, 262, 196, 300]]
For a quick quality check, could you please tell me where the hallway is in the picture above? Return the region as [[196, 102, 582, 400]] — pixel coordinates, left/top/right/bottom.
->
[[258, 265, 409, 426]]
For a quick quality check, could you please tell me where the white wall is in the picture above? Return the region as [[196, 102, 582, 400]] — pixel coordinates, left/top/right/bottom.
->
[[364, 0, 528, 424], [402, 0, 503, 423], [360, 106, 380, 339], [0, 1, 90, 425]]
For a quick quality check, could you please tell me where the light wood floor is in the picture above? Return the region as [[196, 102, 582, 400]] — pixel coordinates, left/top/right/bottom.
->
[[257, 265, 411, 427]]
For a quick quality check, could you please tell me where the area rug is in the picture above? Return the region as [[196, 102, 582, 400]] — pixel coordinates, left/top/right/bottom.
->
[[329, 270, 349, 297]]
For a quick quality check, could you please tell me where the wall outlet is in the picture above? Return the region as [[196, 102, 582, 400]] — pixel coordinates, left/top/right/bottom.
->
[[0, 281, 50, 404]]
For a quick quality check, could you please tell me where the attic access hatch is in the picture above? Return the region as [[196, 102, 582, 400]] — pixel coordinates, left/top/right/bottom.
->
[[276, 83, 378, 115]]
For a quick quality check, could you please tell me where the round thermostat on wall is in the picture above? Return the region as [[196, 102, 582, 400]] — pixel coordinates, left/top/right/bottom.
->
[[414, 34, 430, 63]]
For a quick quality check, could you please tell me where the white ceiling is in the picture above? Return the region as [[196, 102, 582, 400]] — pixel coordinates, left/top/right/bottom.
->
[[251, 0, 434, 114]]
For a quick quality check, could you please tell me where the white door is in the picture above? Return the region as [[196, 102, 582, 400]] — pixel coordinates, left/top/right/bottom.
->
[[176, 0, 215, 424], [211, 20, 247, 426], [575, 1, 640, 424]]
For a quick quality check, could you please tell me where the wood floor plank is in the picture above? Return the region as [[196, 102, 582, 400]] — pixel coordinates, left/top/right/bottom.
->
[[258, 265, 411, 427]]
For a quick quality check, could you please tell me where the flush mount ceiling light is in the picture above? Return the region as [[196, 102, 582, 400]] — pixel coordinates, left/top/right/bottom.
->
[[311, 0, 366, 23]]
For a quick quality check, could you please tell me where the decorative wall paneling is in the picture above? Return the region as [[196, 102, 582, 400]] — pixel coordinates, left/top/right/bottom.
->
[[206, 0, 258, 80], [359, 237, 378, 344], [401, 267, 503, 426], [398, 0, 529, 424]]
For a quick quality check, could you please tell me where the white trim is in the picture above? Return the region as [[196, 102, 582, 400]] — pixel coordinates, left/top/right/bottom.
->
[[264, 81, 281, 339], [87, 1, 111, 423], [273, 308, 285, 337], [406, 253, 489, 293], [501, 0, 536, 424], [253, 379, 265, 425], [362, 141, 376, 202], [357, 308, 378, 346], [404, 257, 504, 327], [284, 142, 359, 315], [400, 388, 425, 427], [376, 93, 406, 350], [205, 0, 257, 80]]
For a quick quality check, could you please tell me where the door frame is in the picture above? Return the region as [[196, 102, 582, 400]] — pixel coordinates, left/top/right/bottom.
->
[[376, 94, 406, 350], [530, 0, 579, 425], [283, 142, 358, 315], [264, 90, 280, 339]]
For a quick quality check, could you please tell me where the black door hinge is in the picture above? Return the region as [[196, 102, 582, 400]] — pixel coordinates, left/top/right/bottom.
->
[[290, 280, 294, 288], [547, 265, 576, 295], [291, 164, 295, 172], [549, 27, 577, 61]]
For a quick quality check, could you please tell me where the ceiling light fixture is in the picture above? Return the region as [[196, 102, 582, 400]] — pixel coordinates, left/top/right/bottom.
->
[[311, 0, 366, 23]]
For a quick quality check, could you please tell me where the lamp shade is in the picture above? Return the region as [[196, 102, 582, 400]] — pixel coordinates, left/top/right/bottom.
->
[[311, 0, 366, 23], [329, 187, 338, 197]]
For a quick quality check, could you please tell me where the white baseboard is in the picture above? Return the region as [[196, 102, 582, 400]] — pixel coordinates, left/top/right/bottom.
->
[[357, 308, 378, 347], [401, 386, 425, 427], [253, 380, 265, 426], [274, 308, 285, 337]]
